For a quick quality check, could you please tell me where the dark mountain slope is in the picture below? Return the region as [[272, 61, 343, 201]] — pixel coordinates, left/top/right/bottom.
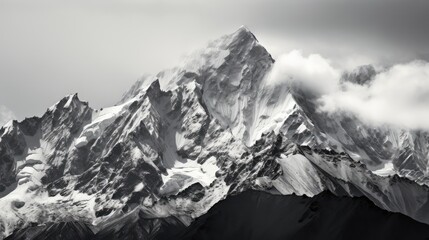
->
[[5, 222, 94, 240], [179, 190, 429, 240]]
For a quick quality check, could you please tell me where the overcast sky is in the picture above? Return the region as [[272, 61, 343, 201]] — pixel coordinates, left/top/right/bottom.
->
[[1, 0, 429, 124]]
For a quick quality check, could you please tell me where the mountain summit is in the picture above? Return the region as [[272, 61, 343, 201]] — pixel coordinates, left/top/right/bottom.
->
[[1, 27, 429, 238]]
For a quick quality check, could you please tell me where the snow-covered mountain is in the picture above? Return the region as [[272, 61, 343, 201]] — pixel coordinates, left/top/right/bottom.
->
[[1, 26, 429, 238]]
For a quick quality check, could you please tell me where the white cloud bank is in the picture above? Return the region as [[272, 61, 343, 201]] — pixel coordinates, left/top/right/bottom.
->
[[267, 51, 429, 130], [0, 105, 16, 127], [266, 50, 339, 94], [320, 61, 429, 130]]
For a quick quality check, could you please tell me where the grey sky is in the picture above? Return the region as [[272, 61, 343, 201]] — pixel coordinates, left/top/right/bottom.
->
[[1, 0, 429, 121]]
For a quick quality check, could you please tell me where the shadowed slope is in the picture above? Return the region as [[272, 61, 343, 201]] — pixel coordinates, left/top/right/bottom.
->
[[179, 190, 429, 240]]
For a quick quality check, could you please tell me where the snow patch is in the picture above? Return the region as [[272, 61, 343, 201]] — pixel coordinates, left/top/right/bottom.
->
[[75, 104, 126, 148], [63, 95, 74, 108], [273, 154, 325, 196], [372, 162, 395, 177], [160, 156, 219, 196], [133, 182, 144, 192]]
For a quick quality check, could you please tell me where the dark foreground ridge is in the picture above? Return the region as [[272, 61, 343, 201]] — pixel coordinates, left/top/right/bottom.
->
[[180, 191, 429, 240], [7, 191, 429, 240]]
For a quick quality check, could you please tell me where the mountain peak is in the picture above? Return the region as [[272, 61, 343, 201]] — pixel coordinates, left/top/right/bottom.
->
[[229, 25, 259, 43], [341, 65, 376, 85], [47, 93, 89, 113], [236, 25, 252, 35]]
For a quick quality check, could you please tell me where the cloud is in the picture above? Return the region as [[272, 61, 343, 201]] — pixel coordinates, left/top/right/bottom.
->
[[0, 105, 16, 127], [320, 61, 429, 130], [267, 50, 429, 130], [265, 50, 340, 94]]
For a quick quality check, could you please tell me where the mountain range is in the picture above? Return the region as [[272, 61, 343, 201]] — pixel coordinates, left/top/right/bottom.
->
[[1, 26, 429, 239]]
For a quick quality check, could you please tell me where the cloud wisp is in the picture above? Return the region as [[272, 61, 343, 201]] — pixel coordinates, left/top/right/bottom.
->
[[0, 105, 17, 127]]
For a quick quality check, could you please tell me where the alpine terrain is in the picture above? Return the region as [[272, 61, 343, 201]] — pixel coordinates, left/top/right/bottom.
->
[[1, 27, 429, 239]]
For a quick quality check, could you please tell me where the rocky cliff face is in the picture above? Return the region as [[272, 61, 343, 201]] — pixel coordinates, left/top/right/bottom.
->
[[1, 26, 429, 238]]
